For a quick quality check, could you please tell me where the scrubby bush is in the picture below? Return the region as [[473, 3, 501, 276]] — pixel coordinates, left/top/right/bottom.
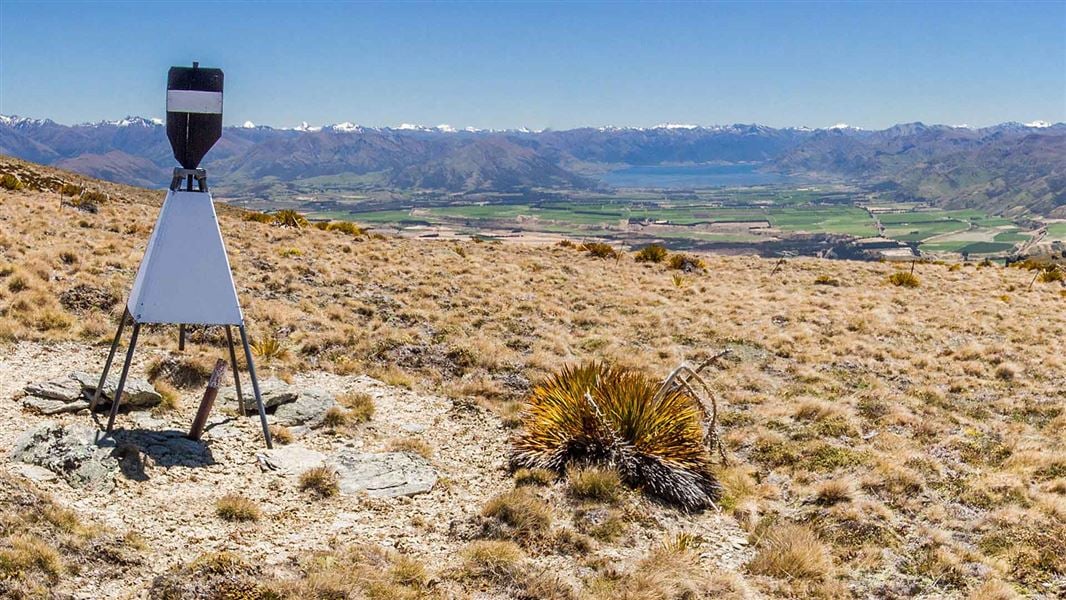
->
[[460, 540, 524, 582], [814, 275, 840, 286], [242, 211, 275, 224], [514, 467, 555, 486], [0, 173, 24, 191], [386, 437, 433, 459], [748, 523, 833, 581], [269, 425, 294, 445], [78, 190, 107, 205], [317, 220, 364, 236], [1038, 266, 1063, 283], [481, 488, 553, 542], [215, 494, 261, 522], [511, 361, 721, 509], [668, 253, 706, 272], [273, 209, 309, 228], [888, 271, 920, 288], [567, 466, 622, 502], [59, 183, 82, 197], [338, 391, 375, 423], [581, 242, 620, 259], [298, 466, 339, 497], [634, 243, 668, 263]]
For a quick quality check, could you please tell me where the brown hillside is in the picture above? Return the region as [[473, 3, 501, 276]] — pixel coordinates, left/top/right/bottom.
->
[[1, 156, 1064, 598]]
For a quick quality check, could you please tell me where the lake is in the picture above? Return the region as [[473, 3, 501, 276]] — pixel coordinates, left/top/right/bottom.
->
[[601, 163, 790, 188]]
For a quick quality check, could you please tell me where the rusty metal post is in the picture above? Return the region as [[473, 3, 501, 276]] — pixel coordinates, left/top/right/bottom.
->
[[178, 324, 186, 351], [188, 358, 227, 441]]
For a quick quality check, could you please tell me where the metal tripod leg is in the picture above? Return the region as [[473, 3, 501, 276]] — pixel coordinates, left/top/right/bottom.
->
[[90, 309, 128, 413], [238, 324, 273, 448], [105, 322, 141, 434], [225, 326, 245, 414]]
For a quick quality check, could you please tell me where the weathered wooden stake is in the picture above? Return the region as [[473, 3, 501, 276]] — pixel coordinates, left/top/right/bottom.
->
[[188, 358, 226, 441]]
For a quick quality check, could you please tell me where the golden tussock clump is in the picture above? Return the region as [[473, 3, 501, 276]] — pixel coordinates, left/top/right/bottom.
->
[[511, 361, 721, 510]]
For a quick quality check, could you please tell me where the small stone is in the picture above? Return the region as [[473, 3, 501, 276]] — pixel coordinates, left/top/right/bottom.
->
[[23, 397, 91, 415], [257, 445, 327, 476], [273, 388, 335, 428], [9, 462, 59, 483], [24, 377, 84, 402], [329, 450, 438, 498]]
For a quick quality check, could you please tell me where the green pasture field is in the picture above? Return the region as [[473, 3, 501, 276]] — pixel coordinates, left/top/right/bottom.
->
[[920, 240, 1015, 254], [768, 207, 876, 236], [1046, 223, 1066, 241]]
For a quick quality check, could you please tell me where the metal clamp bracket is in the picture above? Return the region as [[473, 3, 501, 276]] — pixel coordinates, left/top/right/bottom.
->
[[170, 168, 208, 192]]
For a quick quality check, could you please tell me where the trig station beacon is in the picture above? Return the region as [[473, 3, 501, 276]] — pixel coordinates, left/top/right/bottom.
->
[[91, 63, 273, 447]]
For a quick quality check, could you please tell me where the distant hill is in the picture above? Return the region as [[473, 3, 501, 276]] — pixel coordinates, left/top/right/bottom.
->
[[2, 115, 1063, 216], [774, 122, 1066, 218]]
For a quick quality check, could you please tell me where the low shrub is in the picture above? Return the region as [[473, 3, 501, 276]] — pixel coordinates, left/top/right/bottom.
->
[[567, 466, 622, 502], [215, 494, 262, 522], [338, 391, 375, 423], [748, 523, 833, 581], [634, 243, 668, 263], [386, 437, 433, 459], [514, 467, 556, 487], [668, 253, 706, 271], [273, 209, 309, 228], [0, 173, 24, 191], [888, 271, 920, 288], [581, 242, 620, 259], [481, 488, 553, 541], [298, 466, 339, 498], [814, 275, 840, 286], [460, 540, 524, 582]]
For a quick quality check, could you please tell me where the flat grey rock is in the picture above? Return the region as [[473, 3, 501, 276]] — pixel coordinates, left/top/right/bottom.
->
[[220, 377, 297, 409], [24, 377, 84, 402], [10, 422, 117, 490], [257, 445, 326, 476], [23, 396, 90, 415], [273, 388, 335, 428], [71, 371, 161, 409], [329, 451, 437, 498], [9, 462, 59, 483]]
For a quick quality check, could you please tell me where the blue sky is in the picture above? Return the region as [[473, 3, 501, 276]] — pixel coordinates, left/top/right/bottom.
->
[[1, 1, 1063, 130]]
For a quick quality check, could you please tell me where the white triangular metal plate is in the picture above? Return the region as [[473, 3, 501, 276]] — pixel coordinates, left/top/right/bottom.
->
[[127, 190, 243, 325]]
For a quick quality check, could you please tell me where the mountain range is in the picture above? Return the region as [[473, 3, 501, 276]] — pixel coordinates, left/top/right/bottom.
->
[[2, 115, 1064, 217]]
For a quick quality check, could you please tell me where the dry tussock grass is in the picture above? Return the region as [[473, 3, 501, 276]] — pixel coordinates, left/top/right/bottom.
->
[[2, 157, 1065, 596]]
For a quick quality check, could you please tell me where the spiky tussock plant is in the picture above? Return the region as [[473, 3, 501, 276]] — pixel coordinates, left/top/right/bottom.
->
[[511, 362, 722, 510]]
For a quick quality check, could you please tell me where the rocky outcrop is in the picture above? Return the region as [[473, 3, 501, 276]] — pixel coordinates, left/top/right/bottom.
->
[[10, 422, 215, 489], [21, 372, 162, 414], [273, 388, 335, 428], [10, 422, 118, 490], [220, 380, 335, 427]]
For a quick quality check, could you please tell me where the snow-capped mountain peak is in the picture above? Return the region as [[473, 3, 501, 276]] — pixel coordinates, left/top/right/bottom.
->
[[1024, 120, 1052, 128], [655, 123, 699, 130]]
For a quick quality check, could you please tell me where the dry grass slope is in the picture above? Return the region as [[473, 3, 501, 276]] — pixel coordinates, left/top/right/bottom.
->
[[1, 156, 1065, 597]]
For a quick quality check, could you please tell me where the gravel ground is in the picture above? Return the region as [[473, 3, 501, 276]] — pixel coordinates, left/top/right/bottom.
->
[[0, 340, 752, 598]]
